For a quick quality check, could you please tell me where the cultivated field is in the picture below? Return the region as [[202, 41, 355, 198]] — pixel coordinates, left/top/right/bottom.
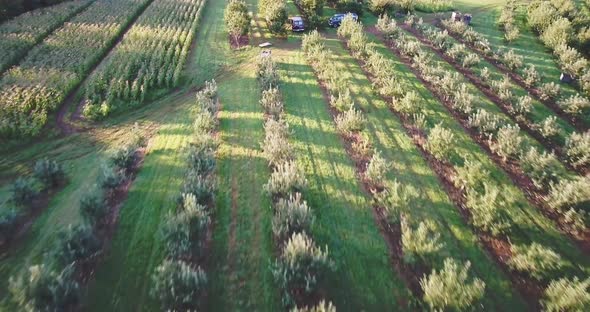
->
[[0, 0, 589, 311]]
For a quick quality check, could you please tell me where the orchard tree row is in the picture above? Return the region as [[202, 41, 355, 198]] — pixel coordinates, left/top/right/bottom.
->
[[150, 81, 219, 310], [0, 0, 93, 74], [365, 15, 590, 310], [83, 0, 207, 119], [0, 0, 152, 139], [257, 54, 335, 311], [8, 131, 147, 311]]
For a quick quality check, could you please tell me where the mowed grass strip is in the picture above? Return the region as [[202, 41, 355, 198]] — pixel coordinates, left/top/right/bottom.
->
[[206, 62, 282, 311], [362, 31, 590, 273], [278, 49, 411, 310], [320, 37, 527, 310], [83, 91, 197, 311]]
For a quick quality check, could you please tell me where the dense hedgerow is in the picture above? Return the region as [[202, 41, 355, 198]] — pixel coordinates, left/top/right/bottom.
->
[[272, 232, 333, 306], [420, 258, 486, 311], [401, 218, 444, 265], [272, 193, 314, 240], [0, 0, 93, 73], [507, 243, 563, 280], [9, 264, 80, 312], [151, 259, 207, 311], [542, 277, 590, 311], [52, 224, 101, 266], [565, 131, 590, 168]]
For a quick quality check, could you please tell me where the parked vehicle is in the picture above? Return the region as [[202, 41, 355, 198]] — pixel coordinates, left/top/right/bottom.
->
[[289, 16, 305, 32], [328, 13, 358, 27]]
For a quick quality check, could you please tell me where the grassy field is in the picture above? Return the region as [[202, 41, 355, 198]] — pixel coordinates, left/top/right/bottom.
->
[[1, 0, 589, 310]]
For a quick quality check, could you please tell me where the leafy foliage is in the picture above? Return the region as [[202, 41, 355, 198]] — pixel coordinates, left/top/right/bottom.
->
[[151, 259, 207, 311], [420, 258, 486, 311], [224, 0, 250, 46], [542, 277, 590, 312], [508, 243, 563, 280], [374, 180, 419, 223], [565, 131, 590, 168], [490, 124, 523, 161], [401, 218, 444, 265], [52, 224, 101, 266], [520, 147, 565, 189], [272, 193, 314, 239], [9, 264, 80, 312], [426, 124, 455, 161], [0, 209, 20, 244], [264, 161, 307, 196], [79, 189, 108, 226], [272, 232, 333, 306], [465, 184, 512, 236], [11, 178, 37, 207], [33, 159, 65, 188], [365, 150, 390, 185]]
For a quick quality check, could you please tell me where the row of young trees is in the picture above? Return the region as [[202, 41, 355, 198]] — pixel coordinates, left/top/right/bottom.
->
[[149, 81, 218, 310], [395, 15, 590, 236], [256, 54, 335, 311], [498, 0, 590, 97], [442, 16, 590, 125], [336, 15, 491, 310], [82, 0, 207, 119], [415, 19, 590, 174], [497, 0, 520, 42], [368, 0, 452, 15], [0, 0, 93, 74], [8, 133, 146, 311], [0, 0, 152, 138], [370, 15, 590, 310], [442, 10, 590, 125], [0, 159, 66, 247], [526, 0, 590, 96]]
